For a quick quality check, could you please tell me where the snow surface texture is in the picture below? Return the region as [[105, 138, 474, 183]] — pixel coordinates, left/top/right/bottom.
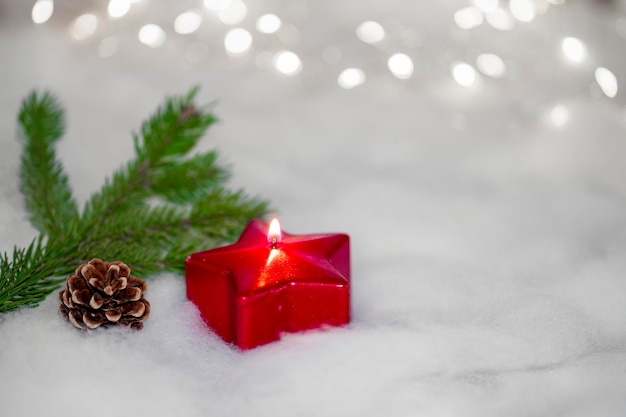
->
[[1, 1, 626, 416]]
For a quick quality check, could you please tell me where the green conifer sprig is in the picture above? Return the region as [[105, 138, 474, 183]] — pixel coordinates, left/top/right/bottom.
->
[[0, 238, 65, 312], [0, 87, 269, 312], [18, 92, 79, 242]]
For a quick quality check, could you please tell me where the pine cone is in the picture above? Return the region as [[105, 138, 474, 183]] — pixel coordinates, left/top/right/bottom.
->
[[59, 259, 150, 330]]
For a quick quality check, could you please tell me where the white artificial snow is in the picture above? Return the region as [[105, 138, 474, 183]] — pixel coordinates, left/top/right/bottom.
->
[[1, 1, 626, 416]]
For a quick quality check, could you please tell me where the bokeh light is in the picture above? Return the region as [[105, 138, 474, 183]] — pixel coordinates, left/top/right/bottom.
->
[[509, 0, 536, 22], [138, 24, 166, 48], [71, 14, 98, 40], [549, 104, 569, 127], [218, 0, 247, 25], [224, 28, 252, 56], [595, 67, 618, 98], [387, 53, 414, 79], [562, 37, 586, 63], [471, 0, 499, 13], [256, 14, 281, 34], [203, 0, 230, 11], [452, 62, 478, 87], [338, 68, 366, 89], [356, 21, 385, 44], [454, 7, 483, 29], [476, 53, 506, 78], [485, 8, 515, 30], [107, 0, 131, 19], [274, 50, 302, 76], [174, 11, 202, 35], [32, 0, 54, 24]]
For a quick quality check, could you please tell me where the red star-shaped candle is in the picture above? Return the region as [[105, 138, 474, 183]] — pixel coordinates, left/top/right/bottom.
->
[[185, 219, 350, 350]]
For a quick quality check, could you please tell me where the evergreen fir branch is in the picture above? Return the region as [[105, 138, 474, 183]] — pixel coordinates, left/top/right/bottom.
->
[[148, 151, 228, 204], [135, 86, 216, 162], [18, 91, 78, 241], [79, 160, 149, 225], [81, 87, 217, 226], [0, 87, 269, 313], [0, 239, 66, 312]]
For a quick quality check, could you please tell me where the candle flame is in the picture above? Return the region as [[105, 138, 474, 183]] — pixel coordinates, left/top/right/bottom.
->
[[267, 218, 282, 247]]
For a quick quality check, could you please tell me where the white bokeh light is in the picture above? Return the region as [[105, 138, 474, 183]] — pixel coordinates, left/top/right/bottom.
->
[[107, 0, 131, 19], [224, 28, 252, 55], [274, 50, 302, 76], [595, 67, 618, 98], [203, 0, 230, 11], [218, 0, 247, 25], [138, 24, 166, 48], [32, 0, 54, 24], [454, 7, 483, 29], [471, 0, 499, 13], [509, 0, 536, 22], [562, 37, 586, 63], [338, 68, 366, 89], [356, 21, 385, 44], [174, 11, 202, 35], [387, 53, 414, 79], [256, 14, 281, 34], [476, 53, 506, 78], [452, 62, 478, 87], [485, 8, 515, 30], [71, 14, 98, 40], [548, 104, 569, 127]]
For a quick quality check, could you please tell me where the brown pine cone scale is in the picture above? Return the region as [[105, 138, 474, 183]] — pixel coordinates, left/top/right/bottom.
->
[[59, 259, 150, 330]]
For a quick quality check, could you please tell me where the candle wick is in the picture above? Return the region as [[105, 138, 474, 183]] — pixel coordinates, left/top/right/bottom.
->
[[270, 236, 278, 249]]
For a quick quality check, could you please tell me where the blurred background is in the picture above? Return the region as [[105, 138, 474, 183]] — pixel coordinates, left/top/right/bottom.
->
[[2, 0, 626, 245]]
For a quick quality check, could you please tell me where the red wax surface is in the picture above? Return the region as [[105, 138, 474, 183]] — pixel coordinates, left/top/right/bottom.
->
[[185, 219, 350, 350]]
